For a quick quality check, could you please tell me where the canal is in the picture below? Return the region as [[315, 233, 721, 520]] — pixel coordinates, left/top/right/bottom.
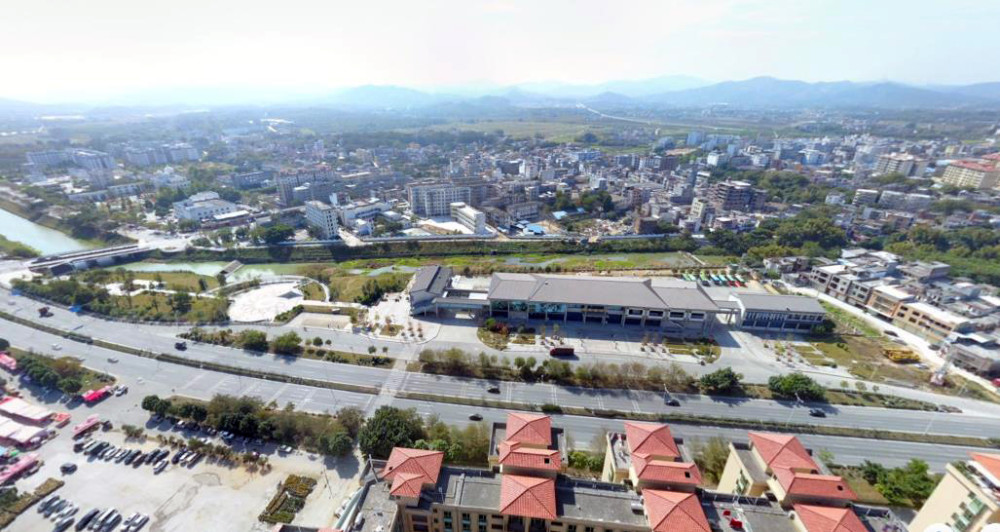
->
[[0, 207, 92, 255]]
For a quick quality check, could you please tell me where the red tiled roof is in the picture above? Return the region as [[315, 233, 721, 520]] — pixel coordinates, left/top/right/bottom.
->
[[775, 469, 856, 501], [499, 474, 557, 520], [953, 160, 998, 172], [499, 441, 560, 471], [643, 490, 710, 532], [748, 432, 817, 471], [506, 413, 552, 446], [983, 153, 1000, 161], [632, 457, 702, 486], [389, 472, 429, 498], [794, 505, 868, 532], [380, 447, 444, 491], [625, 422, 680, 460], [972, 452, 1000, 480]]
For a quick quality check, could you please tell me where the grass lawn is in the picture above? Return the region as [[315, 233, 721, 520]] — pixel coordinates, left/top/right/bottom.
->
[[478, 328, 509, 350], [130, 271, 219, 293], [327, 272, 412, 303], [300, 282, 326, 301], [108, 292, 229, 322]]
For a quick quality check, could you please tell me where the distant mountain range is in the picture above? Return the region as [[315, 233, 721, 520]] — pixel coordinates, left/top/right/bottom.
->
[[4, 76, 1000, 115]]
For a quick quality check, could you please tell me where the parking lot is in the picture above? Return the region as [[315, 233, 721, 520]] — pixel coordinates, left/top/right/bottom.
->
[[5, 380, 362, 532]]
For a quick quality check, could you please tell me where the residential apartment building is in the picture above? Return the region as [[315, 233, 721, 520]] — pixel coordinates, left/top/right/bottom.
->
[[910, 452, 1000, 532], [337, 198, 392, 226], [362, 417, 900, 532], [946, 333, 1000, 376], [874, 153, 927, 177], [304, 200, 339, 239], [450, 202, 487, 234], [601, 422, 701, 493], [707, 180, 767, 212], [276, 168, 335, 206], [940, 161, 1000, 190], [893, 301, 973, 344], [408, 182, 473, 217]]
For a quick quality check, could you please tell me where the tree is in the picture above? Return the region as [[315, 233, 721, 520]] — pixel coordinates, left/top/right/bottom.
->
[[58, 377, 82, 395], [692, 437, 731, 484], [768, 373, 826, 401], [358, 406, 424, 459], [271, 332, 302, 355], [141, 395, 163, 412], [197, 278, 208, 292], [864, 459, 938, 507], [319, 429, 354, 456], [170, 292, 193, 314], [698, 368, 743, 395], [262, 224, 295, 245], [0, 338, 8, 351], [236, 330, 269, 352], [338, 406, 366, 438]]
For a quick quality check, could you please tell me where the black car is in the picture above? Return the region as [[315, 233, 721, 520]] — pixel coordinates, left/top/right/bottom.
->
[[487, 386, 501, 394], [174, 341, 187, 350], [60, 463, 77, 474], [808, 408, 827, 417], [468, 414, 483, 421], [665, 398, 681, 407]]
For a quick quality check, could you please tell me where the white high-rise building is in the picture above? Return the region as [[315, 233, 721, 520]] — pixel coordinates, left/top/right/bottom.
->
[[305, 200, 340, 239], [450, 202, 487, 234]]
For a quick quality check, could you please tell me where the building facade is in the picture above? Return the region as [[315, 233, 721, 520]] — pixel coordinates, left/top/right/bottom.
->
[[304, 200, 339, 239]]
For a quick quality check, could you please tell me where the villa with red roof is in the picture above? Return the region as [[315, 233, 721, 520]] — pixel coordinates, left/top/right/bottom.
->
[[362, 415, 901, 532], [717, 432, 855, 508], [602, 422, 702, 493]]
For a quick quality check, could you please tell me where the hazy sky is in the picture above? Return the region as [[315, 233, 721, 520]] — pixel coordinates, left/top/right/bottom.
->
[[3, 0, 998, 102]]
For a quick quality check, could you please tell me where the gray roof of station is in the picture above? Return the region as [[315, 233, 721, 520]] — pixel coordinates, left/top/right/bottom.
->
[[734, 293, 825, 314], [411, 265, 452, 297], [488, 273, 719, 312]]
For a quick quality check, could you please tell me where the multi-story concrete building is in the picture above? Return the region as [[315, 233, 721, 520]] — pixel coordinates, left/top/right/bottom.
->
[[276, 168, 335, 206], [707, 180, 766, 212], [408, 182, 473, 217], [729, 294, 827, 332], [304, 200, 339, 239], [601, 422, 701, 493], [946, 333, 1000, 376], [362, 418, 900, 532], [337, 198, 392, 226], [940, 160, 1000, 190], [852, 189, 880, 206], [874, 153, 928, 177], [910, 452, 1000, 532], [893, 300, 973, 344], [450, 202, 487, 234], [172, 191, 238, 222]]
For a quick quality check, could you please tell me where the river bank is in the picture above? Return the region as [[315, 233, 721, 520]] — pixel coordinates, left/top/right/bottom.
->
[[0, 203, 94, 255]]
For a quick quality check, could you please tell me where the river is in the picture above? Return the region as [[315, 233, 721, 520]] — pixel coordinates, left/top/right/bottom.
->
[[0, 207, 92, 255]]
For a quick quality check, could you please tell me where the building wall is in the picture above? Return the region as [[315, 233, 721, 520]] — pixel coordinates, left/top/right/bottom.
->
[[717, 447, 765, 497], [910, 464, 999, 532]]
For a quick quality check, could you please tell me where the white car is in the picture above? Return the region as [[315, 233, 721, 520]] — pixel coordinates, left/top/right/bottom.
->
[[51, 344, 62, 351]]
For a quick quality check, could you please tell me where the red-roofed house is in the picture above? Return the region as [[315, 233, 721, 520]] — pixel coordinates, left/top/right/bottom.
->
[[718, 433, 853, 507], [940, 159, 1000, 189], [792, 505, 868, 532], [381, 447, 445, 501], [498, 441, 561, 476], [499, 474, 557, 521], [642, 490, 710, 532], [505, 413, 552, 447], [602, 422, 702, 492]]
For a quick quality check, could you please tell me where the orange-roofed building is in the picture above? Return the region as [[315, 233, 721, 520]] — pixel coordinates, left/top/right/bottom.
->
[[381, 447, 445, 501], [792, 505, 868, 532], [603, 422, 702, 492], [499, 474, 557, 521], [717, 432, 853, 507], [642, 490, 710, 532], [505, 413, 553, 447], [498, 441, 561, 476], [911, 452, 1000, 532]]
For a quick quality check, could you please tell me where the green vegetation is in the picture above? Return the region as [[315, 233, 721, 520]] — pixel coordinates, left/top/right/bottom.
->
[[12, 277, 229, 323], [123, 271, 220, 292], [857, 459, 939, 508], [690, 436, 730, 486], [707, 207, 848, 261], [0, 478, 64, 529], [259, 475, 318, 524], [271, 332, 303, 355], [0, 235, 39, 258], [875, 225, 1000, 285], [141, 394, 363, 455], [300, 282, 326, 301], [768, 373, 826, 401], [14, 351, 113, 394], [698, 368, 744, 395], [357, 406, 491, 466]]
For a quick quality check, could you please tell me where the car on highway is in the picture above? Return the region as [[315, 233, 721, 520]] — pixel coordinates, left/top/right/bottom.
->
[[51, 343, 62, 351], [107, 357, 118, 363], [174, 341, 187, 350], [487, 386, 501, 394], [665, 398, 681, 407], [884, 330, 898, 337], [808, 408, 827, 417], [468, 413, 483, 421]]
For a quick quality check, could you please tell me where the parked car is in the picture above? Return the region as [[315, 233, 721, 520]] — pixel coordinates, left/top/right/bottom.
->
[[77, 509, 100, 531], [60, 463, 77, 474]]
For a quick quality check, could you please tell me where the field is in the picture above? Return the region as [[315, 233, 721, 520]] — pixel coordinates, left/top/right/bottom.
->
[[327, 272, 412, 303], [130, 271, 220, 293], [300, 282, 327, 301]]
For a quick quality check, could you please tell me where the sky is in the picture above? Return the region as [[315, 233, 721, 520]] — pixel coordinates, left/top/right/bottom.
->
[[2, 0, 999, 103]]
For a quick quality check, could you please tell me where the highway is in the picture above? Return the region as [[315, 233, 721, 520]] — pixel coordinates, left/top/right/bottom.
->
[[4, 293, 1000, 443], [0, 301, 986, 471]]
